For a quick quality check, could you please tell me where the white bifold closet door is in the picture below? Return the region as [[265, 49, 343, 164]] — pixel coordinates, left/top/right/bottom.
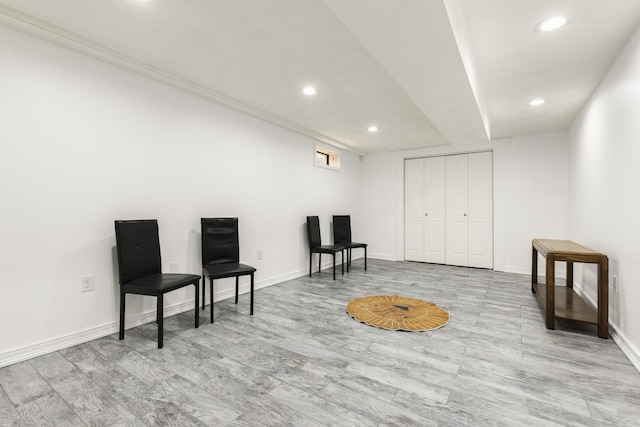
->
[[445, 154, 469, 266], [404, 157, 445, 263], [423, 157, 446, 263], [465, 152, 493, 268], [404, 158, 426, 262], [404, 152, 493, 269]]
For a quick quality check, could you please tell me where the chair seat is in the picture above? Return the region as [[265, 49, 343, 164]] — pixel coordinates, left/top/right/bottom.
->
[[122, 273, 200, 295], [311, 244, 345, 254], [344, 241, 367, 249], [204, 262, 256, 279]]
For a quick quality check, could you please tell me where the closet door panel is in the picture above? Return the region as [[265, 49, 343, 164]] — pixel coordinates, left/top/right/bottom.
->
[[424, 156, 446, 263], [468, 152, 493, 268], [445, 154, 468, 266], [404, 159, 425, 261]]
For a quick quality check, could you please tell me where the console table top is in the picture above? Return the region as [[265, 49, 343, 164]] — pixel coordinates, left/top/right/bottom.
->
[[533, 239, 605, 257]]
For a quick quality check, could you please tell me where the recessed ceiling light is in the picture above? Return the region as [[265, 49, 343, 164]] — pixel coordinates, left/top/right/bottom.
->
[[302, 86, 317, 96], [367, 126, 379, 133], [537, 16, 567, 32], [529, 98, 545, 106]]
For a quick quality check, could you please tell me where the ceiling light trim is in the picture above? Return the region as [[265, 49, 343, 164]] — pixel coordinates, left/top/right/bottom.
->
[[302, 86, 317, 96], [536, 16, 567, 32]]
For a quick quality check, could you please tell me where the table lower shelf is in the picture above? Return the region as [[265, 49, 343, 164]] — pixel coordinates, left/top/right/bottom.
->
[[532, 283, 598, 324]]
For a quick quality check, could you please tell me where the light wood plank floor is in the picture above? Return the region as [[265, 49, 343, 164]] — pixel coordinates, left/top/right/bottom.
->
[[1, 260, 639, 426]]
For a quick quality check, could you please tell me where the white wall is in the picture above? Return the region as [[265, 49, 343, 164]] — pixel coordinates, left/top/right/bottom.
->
[[360, 133, 570, 274], [360, 152, 398, 260], [0, 24, 362, 366], [501, 132, 569, 273], [569, 24, 640, 366]]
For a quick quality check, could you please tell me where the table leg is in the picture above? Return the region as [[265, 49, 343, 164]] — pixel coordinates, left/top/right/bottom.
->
[[566, 261, 574, 288], [598, 257, 609, 338], [532, 246, 538, 293], [545, 256, 556, 330]]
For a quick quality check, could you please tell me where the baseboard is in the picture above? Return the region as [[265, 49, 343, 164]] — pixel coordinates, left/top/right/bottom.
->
[[611, 327, 640, 373], [369, 253, 397, 261], [0, 323, 116, 369], [0, 270, 305, 369], [503, 264, 566, 279], [573, 283, 640, 374], [502, 265, 531, 275]]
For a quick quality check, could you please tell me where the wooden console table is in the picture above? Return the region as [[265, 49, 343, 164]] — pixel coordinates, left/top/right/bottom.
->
[[531, 239, 608, 338]]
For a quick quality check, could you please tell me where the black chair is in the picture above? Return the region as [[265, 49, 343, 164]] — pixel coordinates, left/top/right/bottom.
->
[[333, 215, 367, 272], [201, 218, 256, 323], [115, 220, 199, 349], [306, 216, 344, 280]]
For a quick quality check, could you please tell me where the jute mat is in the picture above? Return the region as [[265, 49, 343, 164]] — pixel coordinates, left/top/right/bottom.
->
[[346, 295, 449, 332]]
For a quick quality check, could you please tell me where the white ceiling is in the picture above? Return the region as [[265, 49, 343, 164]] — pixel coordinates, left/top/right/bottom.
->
[[1, 0, 640, 154]]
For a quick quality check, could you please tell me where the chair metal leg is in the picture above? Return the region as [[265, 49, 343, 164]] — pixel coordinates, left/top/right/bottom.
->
[[201, 273, 206, 310], [119, 288, 125, 340], [210, 278, 215, 323], [309, 252, 313, 277], [332, 253, 336, 280], [346, 249, 350, 272], [157, 295, 164, 349], [194, 282, 200, 329], [250, 273, 254, 315], [341, 250, 344, 275], [235, 276, 239, 304], [318, 254, 321, 274], [364, 247, 367, 270]]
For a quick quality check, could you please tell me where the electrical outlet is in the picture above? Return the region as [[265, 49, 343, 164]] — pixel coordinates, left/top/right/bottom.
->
[[81, 275, 94, 292], [612, 275, 618, 293], [257, 250, 263, 260]]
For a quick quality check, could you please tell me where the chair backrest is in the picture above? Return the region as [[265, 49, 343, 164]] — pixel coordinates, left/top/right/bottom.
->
[[333, 215, 352, 244], [306, 216, 322, 248], [201, 217, 240, 266], [114, 219, 162, 285]]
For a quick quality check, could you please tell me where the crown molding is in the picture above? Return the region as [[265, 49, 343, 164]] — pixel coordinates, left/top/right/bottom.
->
[[0, 6, 364, 156]]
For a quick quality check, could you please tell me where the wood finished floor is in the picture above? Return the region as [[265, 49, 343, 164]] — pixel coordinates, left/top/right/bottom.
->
[[1, 260, 640, 426]]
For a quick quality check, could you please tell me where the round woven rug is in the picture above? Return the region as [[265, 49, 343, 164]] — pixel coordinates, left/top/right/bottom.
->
[[346, 295, 449, 332]]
